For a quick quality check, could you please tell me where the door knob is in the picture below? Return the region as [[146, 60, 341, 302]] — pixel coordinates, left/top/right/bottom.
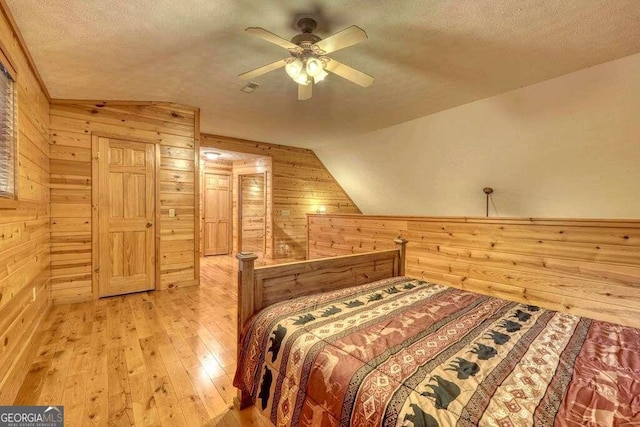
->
[[146, 222, 153, 228]]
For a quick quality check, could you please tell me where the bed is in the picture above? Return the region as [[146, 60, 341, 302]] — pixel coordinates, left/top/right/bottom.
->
[[233, 240, 640, 426]]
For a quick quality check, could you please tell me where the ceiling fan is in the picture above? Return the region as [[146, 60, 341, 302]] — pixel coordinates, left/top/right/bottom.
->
[[238, 17, 374, 101]]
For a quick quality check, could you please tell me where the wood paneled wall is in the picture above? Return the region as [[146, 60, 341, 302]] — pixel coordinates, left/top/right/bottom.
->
[[49, 101, 199, 303], [308, 214, 640, 329], [232, 158, 272, 257], [240, 173, 266, 253], [201, 134, 360, 259], [0, 5, 51, 404]]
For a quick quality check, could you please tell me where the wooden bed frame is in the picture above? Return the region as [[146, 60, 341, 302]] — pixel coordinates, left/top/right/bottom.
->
[[234, 237, 408, 408]]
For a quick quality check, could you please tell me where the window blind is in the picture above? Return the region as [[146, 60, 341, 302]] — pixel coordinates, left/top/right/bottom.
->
[[0, 62, 15, 199]]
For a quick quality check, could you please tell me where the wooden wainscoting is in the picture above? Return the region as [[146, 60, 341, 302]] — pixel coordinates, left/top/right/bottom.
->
[[308, 214, 640, 328]]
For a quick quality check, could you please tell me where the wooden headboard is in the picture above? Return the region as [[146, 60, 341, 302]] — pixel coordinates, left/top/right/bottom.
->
[[308, 214, 640, 329], [236, 238, 407, 339]]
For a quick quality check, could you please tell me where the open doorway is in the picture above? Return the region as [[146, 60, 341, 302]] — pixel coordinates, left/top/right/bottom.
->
[[238, 173, 267, 257], [198, 148, 272, 259]]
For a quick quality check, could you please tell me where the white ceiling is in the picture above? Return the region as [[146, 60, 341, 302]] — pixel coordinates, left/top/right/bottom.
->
[[6, 0, 640, 149]]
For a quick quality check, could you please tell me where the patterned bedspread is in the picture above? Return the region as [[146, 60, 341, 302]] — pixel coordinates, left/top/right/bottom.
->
[[234, 276, 640, 426]]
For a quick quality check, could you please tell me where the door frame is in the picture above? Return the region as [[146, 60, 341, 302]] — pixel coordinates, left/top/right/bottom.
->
[[237, 172, 267, 254], [202, 171, 232, 256], [91, 133, 161, 298]]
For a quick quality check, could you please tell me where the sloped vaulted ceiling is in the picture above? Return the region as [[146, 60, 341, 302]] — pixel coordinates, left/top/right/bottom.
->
[[5, 0, 640, 149], [315, 53, 640, 218]]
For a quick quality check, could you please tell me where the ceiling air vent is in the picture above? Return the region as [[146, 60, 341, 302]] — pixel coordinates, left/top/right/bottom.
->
[[240, 81, 260, 93]]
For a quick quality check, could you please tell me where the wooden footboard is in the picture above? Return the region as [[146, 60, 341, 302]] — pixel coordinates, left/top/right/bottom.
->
[[234, 238, 407, 409], [236, 238, 407, 340]]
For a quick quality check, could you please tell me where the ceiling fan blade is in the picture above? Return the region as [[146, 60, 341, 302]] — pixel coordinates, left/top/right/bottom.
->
[[298, 83, 312, 101], [238, 58, 289, 80], [325, 59, 374, 87], [245, 27, 300, 51], [313, 26, 368, 54]]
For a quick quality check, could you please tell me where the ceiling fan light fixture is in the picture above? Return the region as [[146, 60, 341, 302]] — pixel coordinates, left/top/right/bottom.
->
[[285, 57, 303, 78], [241, 19, 373, 100], [313, 69, 328, 84], [306, 57, 323, 77], [294, 70, 310, 85]]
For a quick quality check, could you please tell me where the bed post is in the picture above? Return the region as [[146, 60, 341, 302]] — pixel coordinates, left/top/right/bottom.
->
[[394, 237, 408, 276], [236, 252, 259, 342], [235, 252, 258, 410]]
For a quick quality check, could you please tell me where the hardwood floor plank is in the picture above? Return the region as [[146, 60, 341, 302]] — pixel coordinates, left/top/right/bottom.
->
[[129, 372, 161, 427], [123, 324, 146, 378], [186, 366, 230, 419], [68, 334, 93, 374], [83, 360, 108, 426], [211, 374, 237, 407], [165, 360, 209, 426], [12, 359, 51, 405], [183, 335, 225, 380], [12, 255, 291, 426], [82, 309, 109, 426], [107, 346, 135, 426], [37, 344, 72, 406], [153, 334, 179, 372], [176, 394, 210, 427], [61, 373, 85, 427], [155, 394, 188, 427], [129, 294, 155, 339], [168, 332, 201, 370], [139, 336, 168, 384]]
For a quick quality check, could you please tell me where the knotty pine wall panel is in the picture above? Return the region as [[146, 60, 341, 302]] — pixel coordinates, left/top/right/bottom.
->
[[0, 6, 51, 403], [49, 101, 199, 303], [201, 134, 360, 259], [307, 214, 640, 329]]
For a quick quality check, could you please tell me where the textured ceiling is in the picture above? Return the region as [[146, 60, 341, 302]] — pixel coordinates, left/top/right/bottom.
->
[[6, 0, 640, 149]]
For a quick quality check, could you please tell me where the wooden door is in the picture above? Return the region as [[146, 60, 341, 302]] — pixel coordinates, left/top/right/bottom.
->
[[97, 137, 156, 297], [203, 173, 231, 255]]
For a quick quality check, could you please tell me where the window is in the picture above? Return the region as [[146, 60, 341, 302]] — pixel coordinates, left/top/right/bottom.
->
[[0, 48, 16, 202]]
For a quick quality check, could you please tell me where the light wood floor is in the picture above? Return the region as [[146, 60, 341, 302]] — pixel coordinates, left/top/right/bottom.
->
[[12, 255, 295, 426]]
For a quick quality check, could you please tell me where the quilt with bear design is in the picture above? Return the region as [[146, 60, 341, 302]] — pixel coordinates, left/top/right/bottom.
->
[[234, 276, 640, 426]]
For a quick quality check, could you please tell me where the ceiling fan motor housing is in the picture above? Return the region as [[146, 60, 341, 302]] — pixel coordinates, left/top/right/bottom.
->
[[297, 17, 317, 33], [291, 33, 321, 46], [291, 18, 322, 47]]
